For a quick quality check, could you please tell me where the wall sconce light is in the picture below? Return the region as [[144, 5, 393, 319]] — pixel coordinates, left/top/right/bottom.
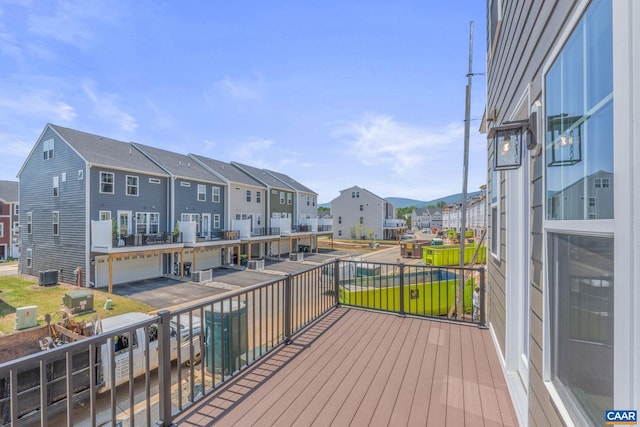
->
[[490, 122, 526, 170], [547, 113, 584, 167]]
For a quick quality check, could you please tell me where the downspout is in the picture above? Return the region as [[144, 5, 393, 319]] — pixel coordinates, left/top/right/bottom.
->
[[85, 163, 91, 287]]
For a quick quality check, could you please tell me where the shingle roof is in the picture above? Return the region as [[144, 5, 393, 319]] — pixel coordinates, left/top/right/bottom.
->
[[230, 162, 295, 191], [189, 154, 264, 188], [49, 124, 167, 176], [132, 143, 224, 184], [0, 180, 18, 203], [263, 169, 316, 194]]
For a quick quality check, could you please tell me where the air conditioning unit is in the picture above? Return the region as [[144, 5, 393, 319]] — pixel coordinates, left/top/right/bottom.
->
[[247, 259, 265, 270], [39, 269, 58, 286], [15, 306, 38, 330], [289, 253, 303, 261]]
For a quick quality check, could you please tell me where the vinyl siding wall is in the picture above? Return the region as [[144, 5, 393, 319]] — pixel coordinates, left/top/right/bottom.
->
[[174, 180, 225, 233], [487, 1, 579, 425], [19, 126, 87, 284]]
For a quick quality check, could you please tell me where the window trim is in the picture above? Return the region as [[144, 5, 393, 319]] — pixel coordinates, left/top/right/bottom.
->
[[99, 210, 112, 221], [53, 176, 59, 197], [212, 187, 220, 203], [126, 175, 139, 196], [52, 211, 59, 236], [197, 184, 206, 202], [43, 139, 54, 160], [26, 248, 32, 267], [26, 212, 32, 234], [100, 171, 115, 194]]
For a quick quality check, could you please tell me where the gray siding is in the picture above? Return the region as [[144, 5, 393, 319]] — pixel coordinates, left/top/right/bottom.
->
[[19, 126, 87, 284], [89, 168, 170, 230], [486, 1, 580, 426], [174, 180, 225, 232]]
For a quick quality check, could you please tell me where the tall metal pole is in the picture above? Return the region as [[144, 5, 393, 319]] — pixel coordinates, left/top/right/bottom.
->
[[458, 21, 473, 318]]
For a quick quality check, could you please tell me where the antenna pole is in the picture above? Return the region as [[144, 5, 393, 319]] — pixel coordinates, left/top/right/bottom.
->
[[458, 21, 473, 318]]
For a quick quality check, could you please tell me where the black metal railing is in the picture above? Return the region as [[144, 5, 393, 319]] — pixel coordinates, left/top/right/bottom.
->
[[112, 232, 182, 247], [0, 259, 484, 426]]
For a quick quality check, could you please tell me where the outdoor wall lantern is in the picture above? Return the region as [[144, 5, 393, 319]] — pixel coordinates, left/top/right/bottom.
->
[[490, 121, 528, 171], [547, 113, 584, 167]]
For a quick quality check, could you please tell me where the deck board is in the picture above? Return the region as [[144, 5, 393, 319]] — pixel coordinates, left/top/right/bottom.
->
[[174, 307, 518, 427]]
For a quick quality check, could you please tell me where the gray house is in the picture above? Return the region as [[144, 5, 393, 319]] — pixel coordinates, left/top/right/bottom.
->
[[132, 143, 233, 273], [484, 0, 638, 425], [330, 185, 405, 241], [17, 124, 176, 289]]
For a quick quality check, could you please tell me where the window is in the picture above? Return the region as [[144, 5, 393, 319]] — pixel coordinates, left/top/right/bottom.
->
[[487, 0, 502, 58], [256, 191, 261, 203], [306, 196, 310, 206], [212, 187, 220, 203], [548, 234, 613, 426], [136, 212, 160, 234], [43, 139, 54, 160], [338, 216, 342, 224], [149, 178, 161, 184], [490, 169, 500, 258], [197, 184, 206, 201], [213, 214, 220, 229], [359, 205, 363, 211], [26, 248, 32, 267], [52, 211, 59, 236], [280, 192, 285, 204], [312, 197, 316, 207], [287, 193, 292, 205], [181, 213, 201, 233], [544, 1, 614, 425], [352, 191, 359, 198], [61, 172, 66, 182], [246, 190, 251, 203], [27, 212, 32, 234], [100, 172, 114, 194], [256, 214, 262, 226], [114, 332, 138, 355], [126, 176, 139, 196], [0, 223, 3, 238], [99, 211, 111, 221], [53, 176, 59, 197], [14, 204, 19, 215], [545, 0, 613, 221], [180, 181, 191, 187], [78, 170, 83, 180], [338, 230, 342, 237], [359, 216, 364, 224]]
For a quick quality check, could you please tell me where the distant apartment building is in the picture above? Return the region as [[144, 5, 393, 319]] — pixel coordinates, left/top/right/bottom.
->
[[330, 185, 405, 240]]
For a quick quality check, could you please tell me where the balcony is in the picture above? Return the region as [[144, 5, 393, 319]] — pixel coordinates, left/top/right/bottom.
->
[[112, 232, 181, 247], [0, 261, 515, 426]]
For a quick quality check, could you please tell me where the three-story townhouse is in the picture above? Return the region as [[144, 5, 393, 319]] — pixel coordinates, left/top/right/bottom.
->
[[18, 124, 178, 290], [132, 143, 234, 274]]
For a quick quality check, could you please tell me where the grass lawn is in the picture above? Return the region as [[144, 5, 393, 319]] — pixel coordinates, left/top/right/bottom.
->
[[0, 275, 153, 335]]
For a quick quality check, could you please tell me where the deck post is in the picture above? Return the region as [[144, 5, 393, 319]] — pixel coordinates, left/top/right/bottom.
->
[[399, 262, 405, 316], [333, 259, 340, 307], [479, 267, 487, 327], [157, 309, 173, 425], [284, 274, 293, 344]]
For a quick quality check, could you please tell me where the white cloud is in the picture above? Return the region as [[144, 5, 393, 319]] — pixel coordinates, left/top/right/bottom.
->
[[0, 89, 77, 122], [82, 81, 137, 132], [211, 75, 264, 102], [332, 113, 464, 175]]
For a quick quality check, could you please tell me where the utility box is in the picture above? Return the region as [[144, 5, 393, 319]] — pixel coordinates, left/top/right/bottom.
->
[[63, 291, 94, 314], [15, 306, 38, 330]]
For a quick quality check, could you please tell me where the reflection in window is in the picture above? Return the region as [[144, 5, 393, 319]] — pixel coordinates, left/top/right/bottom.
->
[[548, 233, 613, 426], [545, 0, 612, 220]]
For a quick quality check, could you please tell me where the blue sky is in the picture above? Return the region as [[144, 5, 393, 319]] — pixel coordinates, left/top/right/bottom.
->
[[0, 0, 487, 204]]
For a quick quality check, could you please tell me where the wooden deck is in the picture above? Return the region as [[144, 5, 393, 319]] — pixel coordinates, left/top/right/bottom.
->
[[173, 307, 518, 427]]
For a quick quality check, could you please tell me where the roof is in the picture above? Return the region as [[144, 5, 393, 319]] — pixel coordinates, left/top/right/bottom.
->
[[331, 185, 388, 206], [189, 154, 265, 188], [49, 124, 168, 176], [99, 312, 154, 333], [264, 168, 316, 194], [0, 180, 18, 203], [132, 143, 224, 184], [231, 162, 294, 191]]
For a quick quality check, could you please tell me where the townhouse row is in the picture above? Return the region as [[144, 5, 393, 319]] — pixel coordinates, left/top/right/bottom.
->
[[17, 123, 331, 290]]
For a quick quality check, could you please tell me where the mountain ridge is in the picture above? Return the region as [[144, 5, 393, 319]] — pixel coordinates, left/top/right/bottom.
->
[[319, 191, 483, 209]]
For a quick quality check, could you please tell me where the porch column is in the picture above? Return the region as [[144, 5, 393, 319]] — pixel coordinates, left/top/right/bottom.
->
[[108, 255, 113, 294]]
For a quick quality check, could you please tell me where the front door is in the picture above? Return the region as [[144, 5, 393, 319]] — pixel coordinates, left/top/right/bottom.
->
[[201, 214, 211, 238]]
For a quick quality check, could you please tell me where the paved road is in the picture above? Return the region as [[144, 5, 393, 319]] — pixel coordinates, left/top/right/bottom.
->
[[0, 264, 18, 276]]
